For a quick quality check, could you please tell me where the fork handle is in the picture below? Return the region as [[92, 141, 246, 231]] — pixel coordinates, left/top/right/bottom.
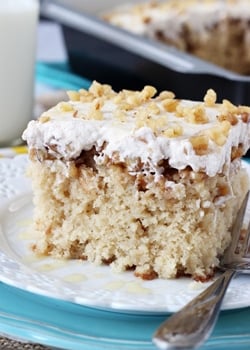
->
[[153, 270, 236, 350]]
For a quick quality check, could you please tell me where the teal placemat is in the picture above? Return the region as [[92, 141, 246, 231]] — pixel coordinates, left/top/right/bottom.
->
[[36, 62, 91, 90], [0, 282, 250, 350]]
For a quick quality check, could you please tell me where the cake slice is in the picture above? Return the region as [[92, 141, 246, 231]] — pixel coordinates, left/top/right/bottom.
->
[[22, 81, 250, 280], [104, 0, 250, 75]]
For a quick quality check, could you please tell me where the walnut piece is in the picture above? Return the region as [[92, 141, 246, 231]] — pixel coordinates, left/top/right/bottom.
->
[[190, 134, 209, 155], [204, 89, 217, 107]]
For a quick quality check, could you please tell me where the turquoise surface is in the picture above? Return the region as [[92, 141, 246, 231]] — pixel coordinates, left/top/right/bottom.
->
[[36, 62, 91, 90], [0, 282, 250, 350]]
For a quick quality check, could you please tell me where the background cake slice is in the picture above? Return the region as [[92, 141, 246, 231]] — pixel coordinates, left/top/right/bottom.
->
[[23, 82, 250, 280], [104, 0, 250, 75]]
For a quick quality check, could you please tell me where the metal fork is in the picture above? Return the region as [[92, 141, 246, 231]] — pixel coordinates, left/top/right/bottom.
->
[[153, 191, 250, 350]]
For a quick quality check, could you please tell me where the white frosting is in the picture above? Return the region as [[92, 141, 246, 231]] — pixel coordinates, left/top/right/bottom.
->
[[22, 93, 250, 178]]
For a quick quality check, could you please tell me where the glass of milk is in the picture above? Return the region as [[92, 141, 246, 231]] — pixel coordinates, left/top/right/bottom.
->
[[0, 0, 39, 146]]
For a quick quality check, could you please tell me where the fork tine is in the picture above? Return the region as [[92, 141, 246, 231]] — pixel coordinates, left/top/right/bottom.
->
[[222, 190, 249, 264], [241, 219, 250, 256]]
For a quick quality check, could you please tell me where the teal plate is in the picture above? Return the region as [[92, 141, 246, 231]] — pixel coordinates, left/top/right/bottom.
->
[[0, 281, 250, 350]]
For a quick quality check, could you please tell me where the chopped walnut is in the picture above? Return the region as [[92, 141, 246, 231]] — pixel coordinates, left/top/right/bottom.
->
[[140, 85, 157, 100], [220, 99, 238, 114], [119, 102, 135, 111], [135, 107, 167, 132], [217, 113, 238, 126], [176, 103, 208, 123], [206, 120, 231, 146], [157, 90, 175, 100], [240, 112, 250, 123], [67, 90, 80, 101], [101, 83, 115, 97], [39, 115, 51, 123], [175, 105, 187, 118], [126, 93, 142, 107], [147, 118, 159, 131], [162, 123, 183, 138], [162, 98, 179, 112], [186, 105, 208, 124], [135, 108, 149, 123], [58, 102, 74, 112], [113, 94, 123, 104], [89, 80, 106, 97], [92, 98, 105, 110], [189, 134, 209, 155], [75, 81, 115, 102], [79, 89, 94, 102], [115, 86, 157, 110], [204, 89, 217, 107], [147, 102, 161, 115], [219, 120, 231, 134]]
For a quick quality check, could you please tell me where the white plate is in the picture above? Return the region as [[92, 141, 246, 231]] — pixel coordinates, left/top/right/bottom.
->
[[0, 155, 250, 314]]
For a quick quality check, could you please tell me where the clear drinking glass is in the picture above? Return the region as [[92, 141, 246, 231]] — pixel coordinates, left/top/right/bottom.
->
[[0, 0, 39, 146]]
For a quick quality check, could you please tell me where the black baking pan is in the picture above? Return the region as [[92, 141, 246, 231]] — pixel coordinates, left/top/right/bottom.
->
[[40, 0, 250, 105], [61, 26, 250, 105]]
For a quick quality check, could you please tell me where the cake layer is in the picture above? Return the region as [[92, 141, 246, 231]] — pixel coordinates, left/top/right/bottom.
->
[[28, 156, 248, 280]]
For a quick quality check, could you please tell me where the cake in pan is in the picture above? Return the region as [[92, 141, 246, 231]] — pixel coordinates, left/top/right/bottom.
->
[[104, 0, 250, 75], [23, 82, 250, 280]]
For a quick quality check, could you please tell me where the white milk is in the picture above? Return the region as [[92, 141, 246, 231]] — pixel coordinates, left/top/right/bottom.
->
[[0, 0, 39, 146]]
